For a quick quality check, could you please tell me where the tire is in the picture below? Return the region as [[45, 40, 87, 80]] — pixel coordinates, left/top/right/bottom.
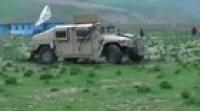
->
[[105, 44, 123, 64], [37, 46, 57, 64], [129, 48, 144, 62]]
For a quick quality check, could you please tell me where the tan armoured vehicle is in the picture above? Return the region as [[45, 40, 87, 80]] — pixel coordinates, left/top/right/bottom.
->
[[29, 23, 144, 63]]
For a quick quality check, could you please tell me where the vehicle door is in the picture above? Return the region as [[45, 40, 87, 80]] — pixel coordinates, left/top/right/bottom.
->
[[54, 28, 73, 57], [72, 27, 93, 56]]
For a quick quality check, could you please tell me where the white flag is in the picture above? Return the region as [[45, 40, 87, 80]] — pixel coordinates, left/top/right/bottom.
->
[[35, 5, 51, 26]]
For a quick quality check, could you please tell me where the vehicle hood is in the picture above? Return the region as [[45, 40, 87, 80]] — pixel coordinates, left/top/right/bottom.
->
[[101, 34, 130, 41], [32, 29, 54, 44]]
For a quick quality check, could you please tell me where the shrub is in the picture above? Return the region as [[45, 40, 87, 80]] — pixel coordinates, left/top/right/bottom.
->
[[182, 63, 189, 69], [82, 88, 90, 93], [50, 87, 59, 92], [13, 67, 20, 73], [70, 67, 81, 75], [152, 65, 161, 72], [65, 79, 71, 84], [59, 67, 67, 74], [44, 80, 50, 84], [175, 57, 183, 64], [5, 77, 17, 85], [40, 73, 53, 80], [0, 88, 4, 93], [156, 73, 165, 79], [21, 67, 26, 72], [94, 64, 102, 69], [193, 63, 199, 69], [160, 81, 172, 89], [181, 91, 191, 99], [88, 70, 96, 78], [0, 69, 3, 76], [66, 105, 72, 109], [4, 62, 12, 67], [1, 67, 7, 72], [134, 84, 151, 93], [86, 80, 94, 85], [184, 98, 195, 105], [41, 67, 48, 72], [24, 69, 34, 77], [115, 69, 122, 75], [174, 68, 182, 75]]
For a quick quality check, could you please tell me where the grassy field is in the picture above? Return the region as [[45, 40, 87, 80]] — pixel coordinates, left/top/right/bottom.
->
[[0, 32, 200, 111]]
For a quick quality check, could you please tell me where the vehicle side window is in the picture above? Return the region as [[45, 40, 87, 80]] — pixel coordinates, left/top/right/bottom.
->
[[76, 28, 90, 37], [56, 31, 66, 38]]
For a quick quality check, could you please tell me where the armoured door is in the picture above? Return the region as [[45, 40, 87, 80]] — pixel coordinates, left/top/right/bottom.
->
[[72, 27, 93, 56], [55, 28, 73, 57]]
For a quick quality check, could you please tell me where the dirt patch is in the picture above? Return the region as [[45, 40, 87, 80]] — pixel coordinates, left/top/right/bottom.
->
[[34, 87, 81, 102]]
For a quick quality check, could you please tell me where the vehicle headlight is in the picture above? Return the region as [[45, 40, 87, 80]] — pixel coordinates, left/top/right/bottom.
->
[[120, 40, 129, 45]]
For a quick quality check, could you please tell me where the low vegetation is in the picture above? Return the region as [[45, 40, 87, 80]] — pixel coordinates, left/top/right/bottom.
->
[[4, 77, 18, 85], [159, 80, 173, 89], [0, 32, 199, 111]]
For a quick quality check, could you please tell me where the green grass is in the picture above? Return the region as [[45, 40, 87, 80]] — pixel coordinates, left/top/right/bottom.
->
[[0, 32, 200, 111], [0, 60, 200, 111]]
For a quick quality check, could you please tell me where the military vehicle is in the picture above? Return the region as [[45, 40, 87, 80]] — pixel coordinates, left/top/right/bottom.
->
[[29, 23, 144, 63], [29, 15, 144, 63]]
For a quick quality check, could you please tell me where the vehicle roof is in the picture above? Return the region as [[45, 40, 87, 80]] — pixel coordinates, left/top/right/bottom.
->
[[53, 24, 94, 30]]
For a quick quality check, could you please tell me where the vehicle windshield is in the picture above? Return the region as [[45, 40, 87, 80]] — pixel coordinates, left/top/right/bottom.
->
[[100, 25, 118, 34]]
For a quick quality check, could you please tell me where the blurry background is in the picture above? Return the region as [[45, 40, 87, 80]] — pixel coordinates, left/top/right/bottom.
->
[[0, 0, 200, 24]]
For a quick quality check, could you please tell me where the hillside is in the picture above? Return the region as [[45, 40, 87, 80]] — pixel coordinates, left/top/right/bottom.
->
[[0, 0, 200, 24]]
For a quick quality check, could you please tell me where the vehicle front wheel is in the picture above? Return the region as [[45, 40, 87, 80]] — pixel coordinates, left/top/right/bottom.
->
[[129, 48, 144, 62], [105, 44, 123, 64], [37, 46, 57, 64]]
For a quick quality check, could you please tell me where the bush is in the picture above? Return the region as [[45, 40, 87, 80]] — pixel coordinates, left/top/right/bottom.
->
[[70, 67, 81, 75], [50, 87, 59, 92], [82, 88, 90, 93], [174, 68, 182, 75], [40, 73, 53, 80], [4, 62, 12, 67], [66, 105, 72, 109], [152, 65, 162, 72], [160, 81, 172, 89], [193, 63, 199, 69], [182, 63, 189, 69], [184, 98, 195, 105], [115, 69, 122, 75], [181, 91, 191, 99], [59, 67, 67, 74], [0, 88, 4, 93], [13, 67, 20, 73], [5, 77, 17, 85], [156, 73, 165, 79], [88, 70, 96, 78], [21, 67, 26, 72], [1, 67, 7, 72], [86, 80, 94, 85], [94, 64, 102, 69], [40, 67, 48, 72], [134, 84, 151, 93], [24, 69, 34, 77], [0, 69, 3, 76], [175, 57, 183, 64]]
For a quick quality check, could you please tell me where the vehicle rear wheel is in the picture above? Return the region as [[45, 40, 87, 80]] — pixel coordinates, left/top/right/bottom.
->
[[106, 44, 123, 64], [129, 48, 144, 62], [37, 46, 57, 64]]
